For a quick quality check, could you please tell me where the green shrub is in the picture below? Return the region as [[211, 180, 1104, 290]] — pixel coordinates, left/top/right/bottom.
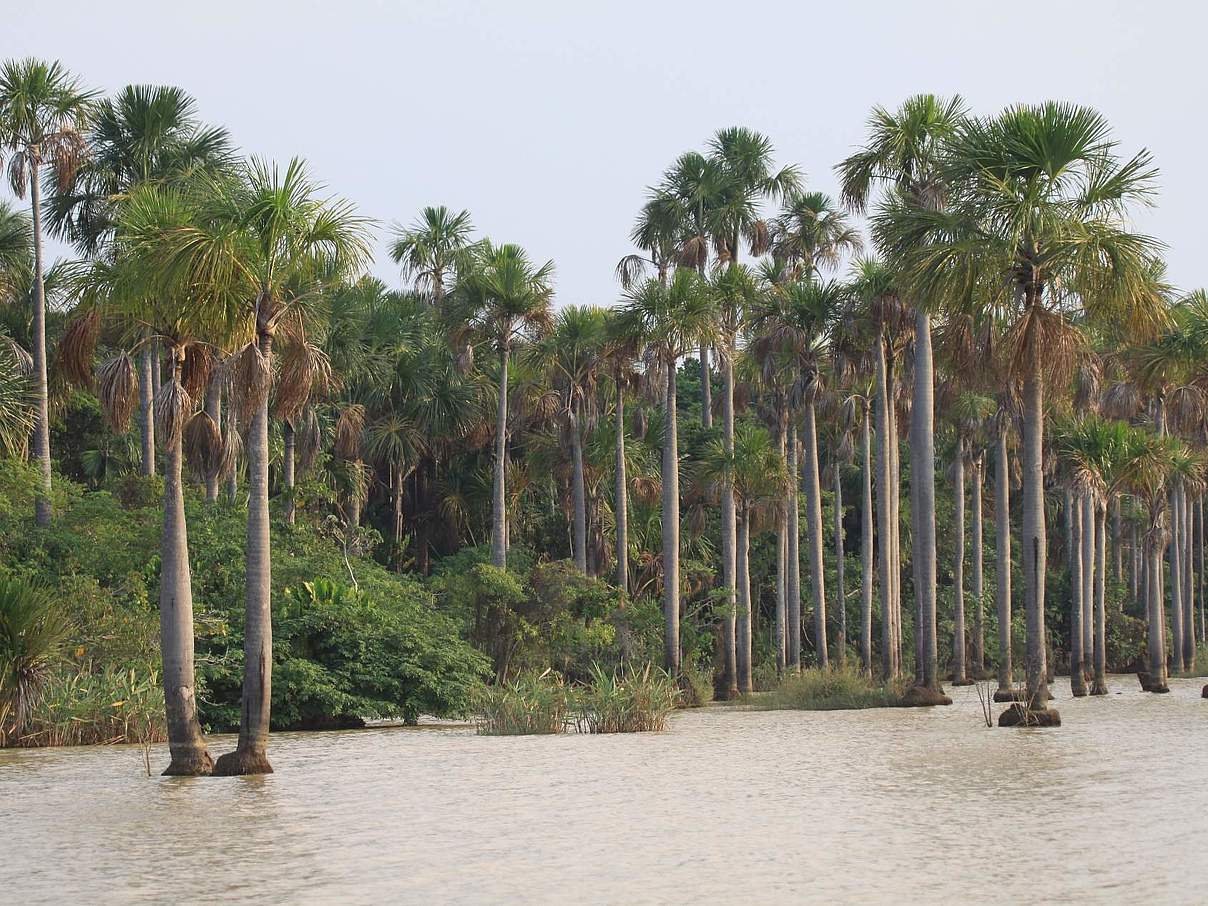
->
[[15, 664, 165, 748], [757, 667, 904, 711], [0, 575, 73, 744]]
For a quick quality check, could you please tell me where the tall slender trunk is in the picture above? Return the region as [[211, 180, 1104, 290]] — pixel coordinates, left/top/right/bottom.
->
[[952, 436, 967, 685], [775, 425, 787, 674], [214, 329, 275, 776], [1020, 362, 1050, 711], [889, 372, 903, 676], [1131, 520, 1141, 608], [615, 381, 629, 594], [860, 406, 874, 676], [699, 345, 712, 429], [787, 422, 802, 672], [204, 380, 221, 503], [995, 418, 1013, 691], [1091, 499, 1108, 695], [1112, 496, 1123, 583], [392, 465, 405, 566], [971, 454, 985, 677], [159, 351, 212, 775], [720, 354, 738, 694], [1182, 484, 1195, 669], [911, 309, 939, 690], [282, 421, 296, 526], [570, 407, 587, 573], [139, 342, 157, 477], [28, 162, 52, 526], [736, 507, 752, 693], [833, 460, 846, 669], [151, 338, 162, 399], [802, 399, 828, 667], [1072, 492, 1089, 697], [1083, 494, 1095, 677], [1146, 527, 1169, 690], [662, 362, 680, 675], [1197, 493, 1205, 645], [1170, 483, 1186, 674], [491, 344, 510, 570], [875, 339, 895, 679]]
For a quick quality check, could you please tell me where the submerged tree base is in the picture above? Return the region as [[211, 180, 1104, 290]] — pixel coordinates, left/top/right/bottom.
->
[[950, 678, 976, 687], [900, 685, 953, 707], [212, 748, 274, 776], [162, 748, 214, 777], [997, 703, 1061, 727], [1137, 672, 1170, 694], [1202, 684, 1208, 699], [1090, 681, 1109, 696], [992, 688, 1027, 703]]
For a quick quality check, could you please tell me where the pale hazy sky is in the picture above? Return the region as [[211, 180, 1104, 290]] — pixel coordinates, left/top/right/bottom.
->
[[8, 1, 1205, 303]]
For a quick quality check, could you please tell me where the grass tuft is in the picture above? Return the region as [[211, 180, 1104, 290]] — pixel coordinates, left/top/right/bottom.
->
[[755, 667, 905, 711]]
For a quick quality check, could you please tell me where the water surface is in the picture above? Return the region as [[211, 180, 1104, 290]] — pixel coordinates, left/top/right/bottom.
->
[[3, 677, 1206, 904]]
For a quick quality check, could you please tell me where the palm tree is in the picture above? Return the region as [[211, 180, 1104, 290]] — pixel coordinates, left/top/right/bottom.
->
[[138, 158, 371, 773], [530, 305, 607, 573], [880, 103, 1167, 721], [390, 206, 476, 307], [841, 94, 968, 697], [770, 190, 863, 280], [455, 241, 554, 571], [0, 58, 98, 525], [619, 269, 716, 675], [0, 576, 71, 745]]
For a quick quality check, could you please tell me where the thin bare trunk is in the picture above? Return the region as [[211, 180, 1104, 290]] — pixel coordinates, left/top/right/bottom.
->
[[282, 421, 296, 525], [833, 460, 846, 668], [995, 419, 1013, 691], [139, 342, 156, 478], [736, 508, 752, 693], [720, 355, 737, 693], [204, 380, 220, 503], [28, 162, 52, 525], [1091, 500, 1108, 695], [875, 339, 895, 679], [911, 309, 938, 690], [662, 363, 680, 675], [570, 407, 587, 573], [615, 382, 628, 593], [1170, 483, 1185, 674], [491, 344, 510, 570], [860, 407, 874, 675], [699, 344, 712, 429], [775, 425, 787, 674], [1021, 363, 1050, 711], [1072, 492, 1089, 697], [971, 455, 985, 677], [787, 422, 802, 672], [802, 400, 828, 667], [952, 436, 967, 685]]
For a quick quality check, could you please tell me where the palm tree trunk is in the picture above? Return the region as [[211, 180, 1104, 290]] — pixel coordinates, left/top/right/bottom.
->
[[699, 345, 712, 429], [787, 422, 802, 672], [491, 344, 510, 570], [615, 381, 629, 594], [952, 435, 967, 685], [971, 454, 985, 677], [775, 425, 787, 674], [736, 508, 752, 693], [214, 330, 275, 776], [1020, 363, 1050, 712], [860, 406, 874, 676], [1197, 492, 1205, 646], [720, 351, 738, 694], [889, 370, 903, 676], [570, 407, 587, 573], [910, 309, 939, 690], [204, 380, 221, 503], [1091, 499, 1108, 695], [995, 418, 1013, 691], [151, 338, 162, 400], [1182, 484, 1195, 670], [1146, 527, 1169, 691], [833, 460, 846, 669], [1083, 497, 1095, 678], [802, 399, 828, 667], [27, 161, 52, 526], [1072, 492, 1089, 697], [139, 342, 157, 478], [159, 352, 212, 776], [875, 338, 895, 679], [662, 361, 680, 675], [1112, 496, 1123, 583], [1170, 483, 1186, 674], [1131, 520, 1141, 608], [282, 421, 296, 526]]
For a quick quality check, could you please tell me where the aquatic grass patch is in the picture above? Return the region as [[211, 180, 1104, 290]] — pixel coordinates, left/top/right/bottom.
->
[[12, 664, 165, 747], [756, 667, 905, 712], [474, 670, 571, 735], [574, 664, 679, 733]]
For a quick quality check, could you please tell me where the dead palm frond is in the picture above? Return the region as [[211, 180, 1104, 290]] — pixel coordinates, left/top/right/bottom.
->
[[95, 353, 138, 431]]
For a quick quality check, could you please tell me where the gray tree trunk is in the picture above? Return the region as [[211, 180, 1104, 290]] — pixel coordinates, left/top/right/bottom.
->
[[570, 407, 587, 573], [282, 421, 296, 525], [1197, 493, 1205, 645], [910, 310, 939, 690], [860, 406, 874, 675], [952, 436, 967, 684], [615, 382, 629, 594], [1171, 483, 1186, 674], [491, 344, 510, 570], [833, 460, 846, 668], [1020, 365, 1050, 711], [775, 425, 787, 673], [971, 454, 985, 677], [995, 418, 1013, 691], [736, 509, 752, 693], [889, 375, 903, 676], [875, 339, 895, 679], [1146, 530, 1169, 690], [787, 422, 802, 671], [139, 342, 157, 477], [204, 380, 221, 503], [1182, 484, 1195, 669], [662, 363, 680, 675], [1091, 499, 1108, 695], [27, 163, 52, 526], [699, 345, 712, 430], [214, 331, 275, 776], [720, 356, 738, 693], [159, 353, 212, 775], [1072, 492, 1089, 697], [802, 400, 828, 667]]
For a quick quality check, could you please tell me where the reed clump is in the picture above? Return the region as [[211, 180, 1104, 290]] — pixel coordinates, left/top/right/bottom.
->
[[474, 670, 571, 735], [756, 667, 905, 712], [10, 665, 166, 748]]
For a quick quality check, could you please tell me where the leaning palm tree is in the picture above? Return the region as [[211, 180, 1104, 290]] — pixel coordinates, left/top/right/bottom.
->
[[137, 159, 371, 774], [454, 240, 554, 570], [390, 205, 476, 307], [0, 58, 98, 525], [879, 102, 1167, 723], [618, 269, 716, 675]]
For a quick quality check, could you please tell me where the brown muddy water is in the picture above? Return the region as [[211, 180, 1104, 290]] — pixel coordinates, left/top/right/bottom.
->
[[3, 677, 1206, 904]]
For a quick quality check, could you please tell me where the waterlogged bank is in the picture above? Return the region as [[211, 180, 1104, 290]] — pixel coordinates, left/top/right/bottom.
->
[[3, 679, 1207, 904]]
